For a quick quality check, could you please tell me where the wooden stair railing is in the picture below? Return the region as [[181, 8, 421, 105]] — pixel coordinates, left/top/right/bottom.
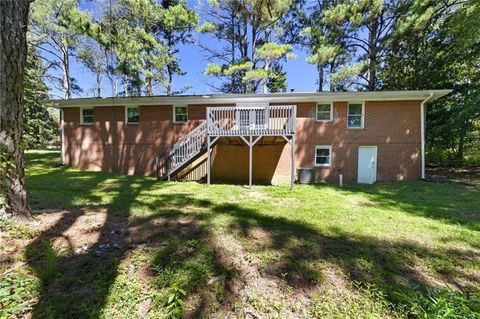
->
[[157, 121, 208, 180]]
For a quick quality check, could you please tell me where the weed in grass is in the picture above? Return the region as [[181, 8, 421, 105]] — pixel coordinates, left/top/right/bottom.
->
[[101, 275, 146, 319], [150, 235, 232, 317], [152, 237, 217, 291], [245, 293, 285, 318], [0, 217, 37, 239], [399, 288, 480, 319], [164, 284, 187, 319], [25, 240, 59, 282], [310, 282, 401, 319], [0, 270, 41, 319]]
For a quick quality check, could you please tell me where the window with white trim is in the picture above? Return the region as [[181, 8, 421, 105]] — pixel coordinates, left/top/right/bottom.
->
[[347, 102, 364, 128], [125, 106, 139, 123], [316, 103, 333, 121], [315, 145, 332, 167], [80, 107, 93, 124], [173, 105, 188, 123]]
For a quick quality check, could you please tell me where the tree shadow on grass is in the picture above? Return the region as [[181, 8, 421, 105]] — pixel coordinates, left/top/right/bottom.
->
[[334, 181, 480, 232], [24, 153, 480, 317], [25, 152, 237, 318], [211, 203, 480, 309]]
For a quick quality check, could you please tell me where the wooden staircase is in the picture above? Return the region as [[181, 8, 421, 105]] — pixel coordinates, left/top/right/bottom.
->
[[157, 121, 208, 180]]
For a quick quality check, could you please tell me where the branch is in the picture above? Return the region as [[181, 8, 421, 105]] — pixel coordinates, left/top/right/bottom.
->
[[33, 43, 64, 61], [345, 35, 370, 48], [345, 42, 369, 54]]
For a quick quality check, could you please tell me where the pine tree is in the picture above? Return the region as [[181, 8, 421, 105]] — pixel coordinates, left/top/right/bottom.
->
[[24, 48, 59, 149], [29, 0, 93, 98], [0, 0, 32, 218], [288, 0, 348, 91], [201, 0, 295, 93], [381, 0, 480, 163], [317, 0, 406, 91], [156, 0, 198, 95]]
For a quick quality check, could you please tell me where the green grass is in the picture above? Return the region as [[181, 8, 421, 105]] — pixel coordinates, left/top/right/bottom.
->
[[1, 150, 479, 318], [0, 217, 37, 239]]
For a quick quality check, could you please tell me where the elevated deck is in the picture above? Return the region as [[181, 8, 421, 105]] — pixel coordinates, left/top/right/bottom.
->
[[207, 105, 296, 137], [160, 104, 297, 189]]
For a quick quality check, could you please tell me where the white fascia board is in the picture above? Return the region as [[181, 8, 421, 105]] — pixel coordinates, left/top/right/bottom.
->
[[47, 89, 452, 108]]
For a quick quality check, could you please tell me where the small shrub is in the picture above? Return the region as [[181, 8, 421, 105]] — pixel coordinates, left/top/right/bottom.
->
[[164, 284, 187, 319]]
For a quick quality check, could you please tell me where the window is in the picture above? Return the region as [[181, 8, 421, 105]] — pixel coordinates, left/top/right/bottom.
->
[[125, 106, 139, 123], [348, 102, 364, 128], [316, 103, 333, 121], [315, 145, 332, 167], [173, 105, 188, 123], [80, 107, 93, 124]]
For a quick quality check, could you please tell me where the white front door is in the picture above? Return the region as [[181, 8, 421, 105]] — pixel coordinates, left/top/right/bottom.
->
[[357, 146, 377, 184]]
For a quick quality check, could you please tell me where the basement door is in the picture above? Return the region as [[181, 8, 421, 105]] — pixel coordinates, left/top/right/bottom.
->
[[357, 146, 377, 184]]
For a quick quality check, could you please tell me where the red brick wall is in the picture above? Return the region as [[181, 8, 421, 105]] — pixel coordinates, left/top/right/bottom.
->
[[62, 100, 422, 183], [289, 100, 422, 183]]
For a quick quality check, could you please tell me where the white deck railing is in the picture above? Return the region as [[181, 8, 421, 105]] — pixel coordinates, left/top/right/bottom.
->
[[168, 121, 208, 174], [207, 105, 296, 136]]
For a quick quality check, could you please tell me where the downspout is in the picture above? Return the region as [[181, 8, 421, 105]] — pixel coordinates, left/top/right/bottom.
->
[[420, 93, 434, 179]]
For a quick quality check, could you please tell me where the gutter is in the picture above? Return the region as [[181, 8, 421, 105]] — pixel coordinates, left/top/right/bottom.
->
[[47, 89, 452, 108], [420, 93, 434, 179]]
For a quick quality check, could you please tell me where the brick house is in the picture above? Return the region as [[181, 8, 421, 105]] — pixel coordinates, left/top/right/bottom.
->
[[51, 90, 450, 188]]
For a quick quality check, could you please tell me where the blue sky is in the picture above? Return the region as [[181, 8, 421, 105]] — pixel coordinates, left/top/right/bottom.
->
[[49, 1, 320, 98]]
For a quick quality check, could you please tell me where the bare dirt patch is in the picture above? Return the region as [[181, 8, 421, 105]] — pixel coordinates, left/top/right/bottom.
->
[[210, 231, 315, 319]]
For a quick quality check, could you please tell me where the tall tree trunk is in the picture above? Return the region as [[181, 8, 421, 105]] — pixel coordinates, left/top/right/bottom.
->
[[104, 49, 118, 96], [60, 40, 72, 99], [0, 0, 32, 219], [249, 17, 258, 94], [166, 64, 173, 96], [123, 75, 129, 97], [96, 73, 101, 97], [457, 134, 465, 162], [145, 59, 153, 96], [329, 61, 335, 92], [230, 10, 236, 93], [367, 19, 379, 91], [166, 36, 174, 96], [317, 64, 324, 92], [263, 59, 269, 93]]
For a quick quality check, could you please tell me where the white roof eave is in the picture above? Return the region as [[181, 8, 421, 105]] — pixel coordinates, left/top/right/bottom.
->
[[47, 89, 452, 108]]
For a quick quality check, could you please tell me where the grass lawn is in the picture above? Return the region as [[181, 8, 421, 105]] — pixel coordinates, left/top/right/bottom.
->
[[1, 150, 479, 318]]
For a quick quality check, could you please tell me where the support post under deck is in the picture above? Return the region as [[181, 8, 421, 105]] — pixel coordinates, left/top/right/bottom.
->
[[207, 136, 211, 185], [281, 134, 296, 191], [291, 134, 295, 191], [249, 136, 252, 188]]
